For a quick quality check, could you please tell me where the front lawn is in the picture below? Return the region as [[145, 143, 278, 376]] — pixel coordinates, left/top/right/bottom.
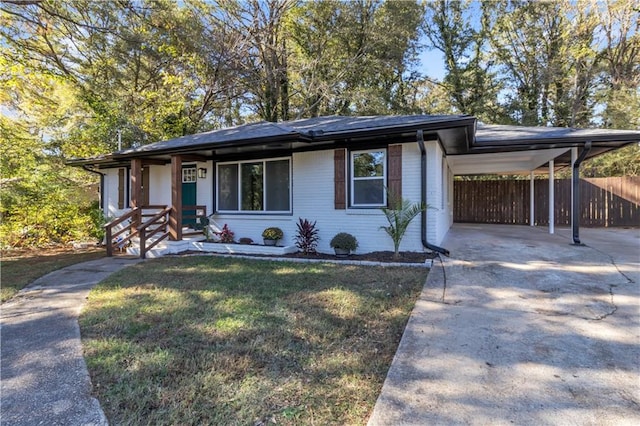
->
[[80, 256, 427, 425], [1, 247, 105, 303]]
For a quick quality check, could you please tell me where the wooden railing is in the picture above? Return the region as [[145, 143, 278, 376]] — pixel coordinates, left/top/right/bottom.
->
[[182, 205, 207, 236], [105, 204, 207, 258], [182, 205, 207, 223], [138, 206, 172, 259], [105, 205, 171, 258], [104, 208, 140, 257]]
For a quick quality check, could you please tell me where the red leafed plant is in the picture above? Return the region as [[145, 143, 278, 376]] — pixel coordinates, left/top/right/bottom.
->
[[295, 218, 319, 254], [215, 224, 235, 243]]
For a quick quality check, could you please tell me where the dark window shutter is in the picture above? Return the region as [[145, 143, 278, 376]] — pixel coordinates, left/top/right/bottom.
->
[[142, 167, 150, 206], [388, 144, 402, 199], [334, 149, 346, 209], [117, 168, 125, 209]]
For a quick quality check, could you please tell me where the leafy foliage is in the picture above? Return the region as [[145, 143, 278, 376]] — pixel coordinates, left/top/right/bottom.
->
[[295, 218, 319, 255], [261, 227, 284, 240], [330, 232, 358, 251], [380, 190, 426, 259], [215, 224, 235, 243]]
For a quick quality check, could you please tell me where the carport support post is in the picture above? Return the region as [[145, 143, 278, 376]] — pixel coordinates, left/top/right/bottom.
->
[[571, 148, 578, 232], [572, 142, 592, 245], [549, 160, 554, 234], [529, 171, 535, 226]]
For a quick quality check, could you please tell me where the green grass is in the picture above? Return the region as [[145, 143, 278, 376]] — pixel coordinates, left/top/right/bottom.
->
[[1, 247, 105, 303], [80, 256, 428, 425]]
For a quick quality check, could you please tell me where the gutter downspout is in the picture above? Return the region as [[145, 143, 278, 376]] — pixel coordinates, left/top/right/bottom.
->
[[572, 141, 592, 245], [417, 130, 450, 256], [82, 165, 105, 213]]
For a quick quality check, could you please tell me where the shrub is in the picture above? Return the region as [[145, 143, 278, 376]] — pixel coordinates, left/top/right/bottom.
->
[[239, 237, 253, 245], [295, 218, 319, 254], [380, 190, 426, 259], [330, 232, 358, 251], [215, 224, 235, 243], [261, 227, 283, 240]]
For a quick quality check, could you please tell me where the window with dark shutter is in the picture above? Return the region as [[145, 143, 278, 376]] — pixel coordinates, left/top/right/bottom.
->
[[350, 149, 387, 207], [334, 149, 346, 209]]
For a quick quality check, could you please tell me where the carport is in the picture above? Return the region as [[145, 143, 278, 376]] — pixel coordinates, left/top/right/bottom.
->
[[446, 125, 640, 244]]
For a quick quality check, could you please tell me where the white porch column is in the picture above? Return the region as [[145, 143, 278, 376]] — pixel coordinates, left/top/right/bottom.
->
[[549, 160, 555, 234], [530, 171, 535, 226], [570, 147, 578, 232]]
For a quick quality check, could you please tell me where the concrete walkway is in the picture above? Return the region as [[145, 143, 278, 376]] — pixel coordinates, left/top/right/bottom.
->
[[1, 256, 141, 426], [369, 224, 640, 425]]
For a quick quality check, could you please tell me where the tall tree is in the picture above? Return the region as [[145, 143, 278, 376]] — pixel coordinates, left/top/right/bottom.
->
[[423, 0, 503, 122], [212, 0, 295, 122], [594, 0, 640, 129]]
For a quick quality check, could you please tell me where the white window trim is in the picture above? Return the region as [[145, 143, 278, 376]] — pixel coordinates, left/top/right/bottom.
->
[[216, 156, 292, 214], [350, 148, 387, 208], [182, 167, 197, 183]]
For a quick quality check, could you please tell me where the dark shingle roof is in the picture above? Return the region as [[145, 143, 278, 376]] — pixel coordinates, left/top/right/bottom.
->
[[117, 114, 472, 155], [119, 121, 300, 155], [476, 124, 640, 145], [67, 116, 640, 168]]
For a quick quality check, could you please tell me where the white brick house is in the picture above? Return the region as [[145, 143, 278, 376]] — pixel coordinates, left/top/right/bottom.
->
[[70, 115, 639, 258]]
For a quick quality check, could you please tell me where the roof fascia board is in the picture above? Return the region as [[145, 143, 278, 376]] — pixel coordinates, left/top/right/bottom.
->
[[474, 133, 639, 148], [112, 133, 302, 159]]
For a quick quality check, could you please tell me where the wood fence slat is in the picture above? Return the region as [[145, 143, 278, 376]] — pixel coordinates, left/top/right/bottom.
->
[[454, 177, 640, 227]]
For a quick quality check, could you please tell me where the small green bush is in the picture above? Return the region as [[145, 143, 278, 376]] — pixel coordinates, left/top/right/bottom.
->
[[261, 227, 283, 240], [330, 232, 358, 251]]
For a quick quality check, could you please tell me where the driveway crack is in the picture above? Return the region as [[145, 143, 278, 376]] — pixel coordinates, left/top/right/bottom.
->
[[591, 284, 618, 321]]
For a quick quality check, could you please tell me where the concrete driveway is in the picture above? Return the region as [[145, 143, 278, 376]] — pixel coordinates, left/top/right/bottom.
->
[[369, 224, 639, 425]]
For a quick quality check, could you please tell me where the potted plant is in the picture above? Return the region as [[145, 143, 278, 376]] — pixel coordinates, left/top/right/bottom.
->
[[262, 227, 284, 246], [330, 232, 358, 257]]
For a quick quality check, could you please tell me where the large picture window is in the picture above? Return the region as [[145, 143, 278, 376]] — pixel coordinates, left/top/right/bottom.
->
[[351, 149, 386, 207], [217, 158, 291, 213]]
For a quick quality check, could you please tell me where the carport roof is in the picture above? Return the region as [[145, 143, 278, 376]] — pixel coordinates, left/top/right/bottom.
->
[[475, 124, 639, 150], [457, 124, 640, 174]]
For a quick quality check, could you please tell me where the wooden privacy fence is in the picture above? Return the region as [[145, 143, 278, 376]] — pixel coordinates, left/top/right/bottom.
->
[[454, 176, 640, 227]]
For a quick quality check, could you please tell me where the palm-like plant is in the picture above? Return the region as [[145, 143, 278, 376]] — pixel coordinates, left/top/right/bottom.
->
[[380, 190, 426, 259]]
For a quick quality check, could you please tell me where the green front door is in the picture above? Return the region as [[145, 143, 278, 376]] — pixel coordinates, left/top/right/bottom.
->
[[182, 166, 197, 227]]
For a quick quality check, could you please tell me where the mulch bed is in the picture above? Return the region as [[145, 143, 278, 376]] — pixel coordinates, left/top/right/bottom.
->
[[179, 250, 437, 264]]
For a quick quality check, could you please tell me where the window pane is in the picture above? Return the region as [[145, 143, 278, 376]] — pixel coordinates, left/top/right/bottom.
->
[[218, 164, 238, 210], [266, 160, 290, 211], [182, 168, 197, 183], [353, 151, 384, 177], [353, 179, 384, 205], [241, 162, 263, 210]]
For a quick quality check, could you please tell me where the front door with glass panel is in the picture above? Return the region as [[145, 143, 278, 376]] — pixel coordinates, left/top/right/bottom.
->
[[182, 166, 197, 226]]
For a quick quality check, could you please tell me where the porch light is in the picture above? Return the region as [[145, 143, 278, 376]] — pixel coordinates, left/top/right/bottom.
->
[[198, 168, 207, 179]]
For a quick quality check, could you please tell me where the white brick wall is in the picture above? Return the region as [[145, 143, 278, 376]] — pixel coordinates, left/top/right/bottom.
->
[[424, 140, 452, 246], [149, 164, 171, 206], [100, 142, 453, 253], [103, 168, 125, 219]]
